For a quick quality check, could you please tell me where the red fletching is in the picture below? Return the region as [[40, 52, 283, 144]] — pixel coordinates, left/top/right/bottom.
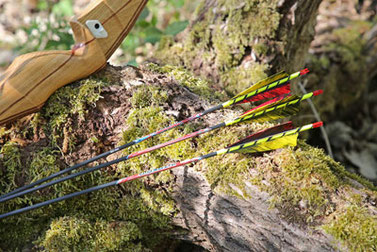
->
[[241, 93, 291, 116], [237, 83, 291, 104], [227, 122, 295, 148], [300, 68, 310, 75]]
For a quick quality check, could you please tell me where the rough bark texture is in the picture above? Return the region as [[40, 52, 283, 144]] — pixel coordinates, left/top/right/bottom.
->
[[171, 167, 334, 251], [155, 0, 322, 95]]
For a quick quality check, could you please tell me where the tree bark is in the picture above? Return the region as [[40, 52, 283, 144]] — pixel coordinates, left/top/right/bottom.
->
[[155, 0, 322, 95], [171, 167, 334, 251]]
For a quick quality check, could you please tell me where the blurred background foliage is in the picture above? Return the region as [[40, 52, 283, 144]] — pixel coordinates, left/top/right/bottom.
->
[[0, 0, 199, 69]]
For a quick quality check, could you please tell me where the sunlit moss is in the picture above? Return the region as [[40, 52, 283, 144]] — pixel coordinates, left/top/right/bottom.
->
[[131, 84, 169, 108], [118, 84, 196, 215], [221, 64, 268, 95], [147, 63, 224, 100], [323, 204, 377, 251], [42, 77, 110, 150], [37, 217, 144, 251], [0, 79, 176, 251], [156, 0, 281, 95]]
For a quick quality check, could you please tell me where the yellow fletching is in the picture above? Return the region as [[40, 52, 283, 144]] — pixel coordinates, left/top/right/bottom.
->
[[242, 95, 299, 116], [234, 134, 298, 154], [252, 104, 300, 123], [233, 71, 289, 98]]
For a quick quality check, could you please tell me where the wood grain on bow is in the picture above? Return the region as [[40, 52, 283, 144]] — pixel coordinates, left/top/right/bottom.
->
[[0, 0, 148, 125]]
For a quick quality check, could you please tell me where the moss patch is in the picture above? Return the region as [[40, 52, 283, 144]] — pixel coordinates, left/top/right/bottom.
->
[[308, 20, 372, 117], [37, 217, 144, 252], [323, 204, 377, 251], [118, 84, 196, 215], [41, 77, 111, 151], [0, 77, 173, 250], [155, 0, 282, 95], [147, 63, 225, 101]]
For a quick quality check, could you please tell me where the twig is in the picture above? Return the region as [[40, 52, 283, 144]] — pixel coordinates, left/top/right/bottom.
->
[[298, 81, 334, 158]]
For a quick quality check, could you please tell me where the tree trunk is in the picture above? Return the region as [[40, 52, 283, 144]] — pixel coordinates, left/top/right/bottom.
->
[[155, 0, 322, 95]]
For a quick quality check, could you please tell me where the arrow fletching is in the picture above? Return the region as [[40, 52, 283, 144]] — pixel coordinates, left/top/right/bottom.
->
[[225, 90, 323, 125], [233, 71, 289, 98], [233, 134, 298, 154], [237, 83, 291, 104], [223, 121, 323, 154], [227, 121, 294, 148], [222, 69, 310, 108]]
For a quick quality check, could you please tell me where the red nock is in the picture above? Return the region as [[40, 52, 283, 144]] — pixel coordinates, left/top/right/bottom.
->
[[313, 89, 323, 96], [312, 121, 324, 128], [300, 68, 310, 76]]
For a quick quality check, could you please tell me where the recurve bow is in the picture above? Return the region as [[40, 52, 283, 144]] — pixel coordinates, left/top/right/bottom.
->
[[0, 0, 148, 125]]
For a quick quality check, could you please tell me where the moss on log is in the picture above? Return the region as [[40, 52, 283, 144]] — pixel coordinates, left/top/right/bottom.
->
[[0, 64, 376, 251]]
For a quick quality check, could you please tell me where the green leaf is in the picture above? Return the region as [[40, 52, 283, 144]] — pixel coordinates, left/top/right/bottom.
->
[[52, 0, 73, 17], [138, 7, 150, 21], [164, 21, 189, 36], [37, 0, 48, 11], [127, 59, 138, 67], [144, 27, 163, 44]]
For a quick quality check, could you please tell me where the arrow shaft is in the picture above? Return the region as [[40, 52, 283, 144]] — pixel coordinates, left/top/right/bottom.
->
[[1, 90, 318, 202], [0, 122, 225, 202], [0, 122, 321, 220], [0, 104, 222, 200], [0, 70, 305, 200]]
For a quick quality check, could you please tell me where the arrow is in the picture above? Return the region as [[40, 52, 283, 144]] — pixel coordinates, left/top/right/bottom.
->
[[0, 89, 322, 203], [0, 121, 323, 219], [0, 69, 308, 200]]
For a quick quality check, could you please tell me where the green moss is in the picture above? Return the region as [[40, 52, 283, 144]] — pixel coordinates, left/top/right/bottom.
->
[[41, 77, 110, 150], [29, 148, 60, 182], [118, 104, 195, 214], [323, 204, 377, 251], [273, 143, 344, 221], [0, 142, 22, 193], [236, 141, 343, 223], [131, 84, 169, 108], [147, 63, 225, 100], [221, 63, 268, 95], [253, 43, 269, 56], [156, 0, 281, 94], [38, 217, 144, 251], [0, 79, 176, 251]]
